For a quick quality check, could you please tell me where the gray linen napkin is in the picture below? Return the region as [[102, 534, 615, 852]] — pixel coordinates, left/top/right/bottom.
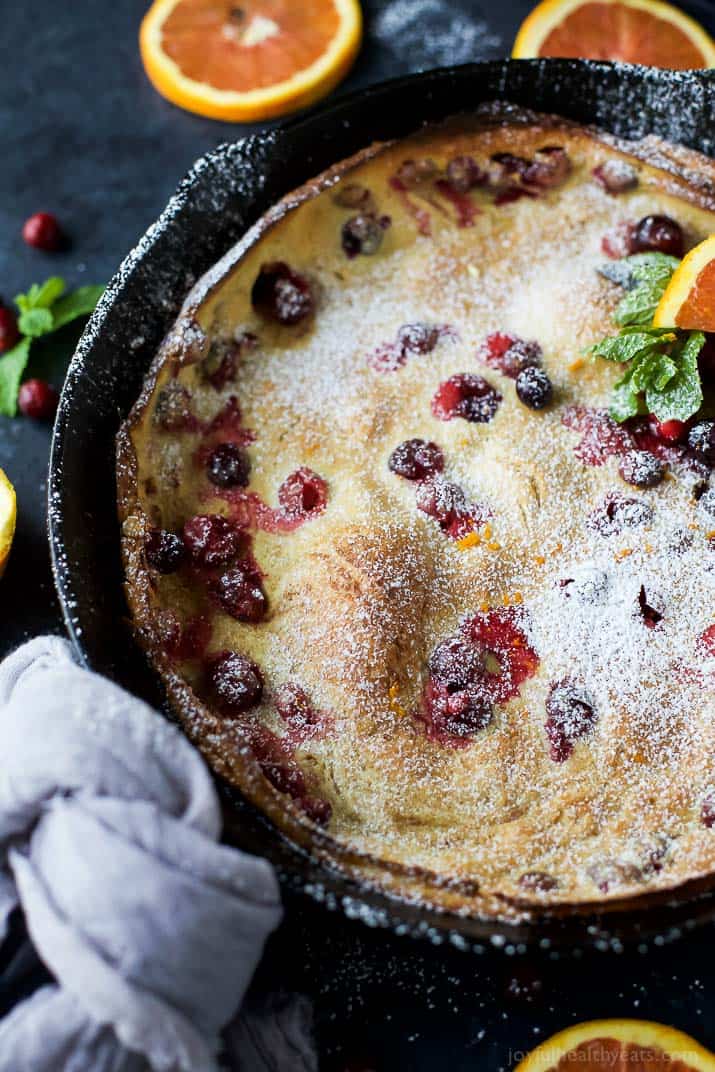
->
[[0, 637, 315, 1072]]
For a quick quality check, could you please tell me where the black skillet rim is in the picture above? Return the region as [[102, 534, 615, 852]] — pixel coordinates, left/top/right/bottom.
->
[[48, 58, 715, 953]]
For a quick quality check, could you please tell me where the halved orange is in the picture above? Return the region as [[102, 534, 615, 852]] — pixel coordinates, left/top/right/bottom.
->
[[515, 1019, 715, 1071], [140, 0, 363, 122], [654, 234, 715, 331], [513, 0, 715, 68], [0, 469, 16, 579]]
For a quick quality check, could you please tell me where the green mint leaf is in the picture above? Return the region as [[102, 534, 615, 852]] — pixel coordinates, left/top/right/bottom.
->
[[613, 253, 681, 327], [15, 277, 65, 314], [610, 368, 643, 422], [18, 306, 54, 338], [591, 333, 661, 363], [50, 285, 104, 331], [0, 338, 32, 417], [645, 332, 705, 422]]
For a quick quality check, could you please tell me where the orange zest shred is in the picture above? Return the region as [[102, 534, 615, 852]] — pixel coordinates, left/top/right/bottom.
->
[[388, 683, 407, 717], [487, 541, 501, 552], [534, 553, 546, 566], [456, 530, 481, 550], [614, 547, 634, 561]]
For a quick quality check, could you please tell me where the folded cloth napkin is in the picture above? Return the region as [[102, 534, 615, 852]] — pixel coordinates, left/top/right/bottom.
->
[[0, 637, 314, 1072]]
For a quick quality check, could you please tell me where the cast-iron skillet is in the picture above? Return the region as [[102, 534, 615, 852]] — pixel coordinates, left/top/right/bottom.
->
[[49, 59, 715, 954]]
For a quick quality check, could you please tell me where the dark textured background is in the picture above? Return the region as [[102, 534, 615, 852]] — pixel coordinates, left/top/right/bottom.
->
[[2, 1, 715, 1067]]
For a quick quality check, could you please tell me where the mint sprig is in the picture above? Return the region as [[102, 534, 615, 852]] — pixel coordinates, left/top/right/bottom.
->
[[593, 252, 705, 424], [0, 277, 104, 417]]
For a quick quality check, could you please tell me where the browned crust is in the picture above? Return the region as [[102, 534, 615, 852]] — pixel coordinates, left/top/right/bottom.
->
[[117, 104, 715, 925]]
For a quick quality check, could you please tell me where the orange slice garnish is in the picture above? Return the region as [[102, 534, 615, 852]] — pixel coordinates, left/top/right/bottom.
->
[[515, 1019, 715, 1071], [513, 0, 715, 68], [0, 469, 16, 579], [140, 0, 362, 122], [654, 234, 715, 331]]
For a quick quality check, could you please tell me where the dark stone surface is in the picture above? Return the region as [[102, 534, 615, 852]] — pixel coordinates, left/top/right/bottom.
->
[[2, 1, 715, 1068]]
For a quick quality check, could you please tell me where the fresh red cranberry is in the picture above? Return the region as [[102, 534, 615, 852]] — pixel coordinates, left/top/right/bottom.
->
[[300, 796, 332, 825], [251, 262, 314, 326], [445, 154, 485, 192], [687, 420, 715, 467], [207, 442, 251, 488], [631, 215, 684, 258], [415, 478, 476, 538], [592, 160, 638, 194], [144, 528, 185, 574], [17, 378, 59, 420], [183, 514, 242, 567], [333, 183, 374, 210], [518, 871, 558, 893], [22, 211, 64, 251], [545, 680, 597, 762], [650, 416, 688, 444], [394, 158, 438, 188], [588, 493, 654, 535], [388, 438, 444, 481], [207, 650, 263, 712], [154, 382, 196, 432], [701, 793, 715, 829], [429, 635, 484, 690], [432, 373, 501, 424], [278, 467, 328, 518], [524, 146, 571, 188], [515, 366, 553, 410], [211, 565, 267, 623], [637, 585, 663, 629], [477, 333, 542, 379], [618, 449, 665, 488], [0, 306, 19, 353], [341, 213, 387, 257]]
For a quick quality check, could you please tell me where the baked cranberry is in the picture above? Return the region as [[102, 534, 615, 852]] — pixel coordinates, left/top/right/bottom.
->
[[490, 152, 531, 180], [201, 333, 257, 390], [545, 680, 597, 762], [300, 796, 332, 825], [464, 608, 540, 703], [429, 635, 484, 690], [251, 262, 314, 325], [0, 306, 19, 353], [341, 214, 386, 257], [144, 528, 185, 573], [431, 373, 501, 423], [395, 158, 438, 188], [415, 478, 474, 536], [207, 442, 251, 488], [601, 221, 636, 259], [701, 794, 715, 829], [687, 420, 715, 466], [154, 382, 195, 432], [397, 322, 443, 356], [477, 333, 542, 379], [445, 155, 485, 192], [618, 449, 665, 488], [562, 405, 632, 466], [163, 614, 212, 661], [207, 651, 263, 712], [588, 493, 654, 535], [631, 215, 684, 258], [592, 160, 638, 194], [524, 146, 571, 188], [638, 585, 663, 628], [518, 871, 558, 893], [515, 366, 553, 410], [275, 683, 318, 729], [388, 438, 444, 481], [212, 565, 267, 623], [22, 211, 64, 251], [424, 678, 493, 741], [17, 378, 59, 420], [650, 416, 688, 444], [278, 467, 328, 518], [333, 183, 374, 210], [183, 514, 242, 567]]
